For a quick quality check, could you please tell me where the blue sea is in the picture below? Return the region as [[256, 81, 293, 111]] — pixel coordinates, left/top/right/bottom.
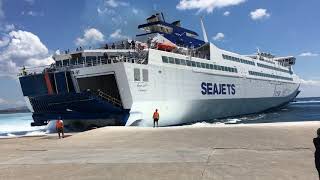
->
[[0, 97, 319, 137]]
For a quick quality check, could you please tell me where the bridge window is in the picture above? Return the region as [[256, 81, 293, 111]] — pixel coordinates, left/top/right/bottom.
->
[[180, 59, 186, 65], [162, 56, 168, 63], [175, 58, 181, 65], [186, 60, 191, 66], [168, 57, 174, 64], [142, 69, 148, 82], [56, 61, 62, 67], [134, 68, 140, 81], [63, 59, 69, 66], [191, 61, 196, 67]]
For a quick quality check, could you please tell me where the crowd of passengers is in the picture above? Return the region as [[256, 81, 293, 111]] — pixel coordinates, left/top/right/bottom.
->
[[60, 38, 209, 60]]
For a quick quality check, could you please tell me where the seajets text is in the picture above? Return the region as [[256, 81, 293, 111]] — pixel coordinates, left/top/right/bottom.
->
[[201, 82, 236, 95]]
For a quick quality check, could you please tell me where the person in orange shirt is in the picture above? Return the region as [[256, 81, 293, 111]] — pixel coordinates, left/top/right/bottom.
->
[[153, 109, 159, 128], [55, 117, 64, 139]]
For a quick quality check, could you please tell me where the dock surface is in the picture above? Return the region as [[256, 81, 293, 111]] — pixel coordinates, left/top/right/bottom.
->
[[0, 122, 319, 180]]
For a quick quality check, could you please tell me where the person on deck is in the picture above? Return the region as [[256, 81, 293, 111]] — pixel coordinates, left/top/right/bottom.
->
[[153, 109, 159, 128], [56, 118, 64, 139], [314, 128, 320, 179]]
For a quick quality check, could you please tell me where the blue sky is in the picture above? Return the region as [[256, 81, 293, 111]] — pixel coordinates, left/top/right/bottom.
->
[[0, 0, 319, 108]]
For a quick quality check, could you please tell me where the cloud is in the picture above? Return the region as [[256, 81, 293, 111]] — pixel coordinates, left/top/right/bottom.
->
[[0, 36, 10, 47], [223, 11, 230, 16], [213, 32, 225, 41], [0, 98, 7, 104], [300, 79, 320, 87], [110, 29, 129, 40], [21, 11, 44, 17], [299, 78, 320, 97], [105, 0, 129, 8], [0, 24, 15, 32], [0, 0, 4, 19], [0, 30, 54, 77], [176, 0, 246, 13], [132, 8, 139, 14], [97, 7, 116, 15], [299, 52, 319, 57], [250, 8, 270, 20], [75, 28, 105, 47]]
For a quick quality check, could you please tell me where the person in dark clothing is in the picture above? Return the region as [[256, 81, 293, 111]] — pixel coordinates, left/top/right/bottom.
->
[[111, 43, 116, 49], [314, 128, 320, 179], [131, 40, 135, 49]]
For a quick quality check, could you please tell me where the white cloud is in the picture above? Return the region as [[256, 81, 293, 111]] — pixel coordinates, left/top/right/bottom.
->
[[299, 78, 320, 97], [250, 8, 270, 20], [97, 7, 116, 15], [223, 11, 230, 16], [75, 28, 105, 47], [0, 98, 7, 104], [0, 30, 54, 76], [176, 0, 246, 13], [21, 11, 44, 17], [300, 79, 320, 87], [110, 29, 129, 40], [0, 36, 10, 47], [0, 24, 15, 32], [132, 8, 139, 14], [213, 32, 225, 41], [299, 52, 319, 57], [105, 0, 129, 8]]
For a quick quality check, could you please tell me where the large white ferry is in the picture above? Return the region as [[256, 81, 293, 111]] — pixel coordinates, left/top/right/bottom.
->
[[18, 13, 300, 127]]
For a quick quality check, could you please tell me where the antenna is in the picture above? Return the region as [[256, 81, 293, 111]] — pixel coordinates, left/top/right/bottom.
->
[[200, 16, 208, 43], [161, 12, 166, 22]]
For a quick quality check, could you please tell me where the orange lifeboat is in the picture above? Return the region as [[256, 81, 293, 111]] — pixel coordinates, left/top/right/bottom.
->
[[157, 42, 176, 51]]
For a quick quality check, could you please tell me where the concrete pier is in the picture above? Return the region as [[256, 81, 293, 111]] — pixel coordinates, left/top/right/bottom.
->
[[0, 122, 319, 179]]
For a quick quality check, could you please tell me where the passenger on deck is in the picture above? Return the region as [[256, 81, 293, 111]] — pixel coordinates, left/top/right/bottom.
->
[[153, 109, 159, 128], [56, 117, 64, 139], [111, 43, 116, 49], [131, 40, 135, 49], [125, 41, 130, 49], [22, 66, 27, 76], [314, 128, 320, 179], [105, 44, 109, 49], [121, 41, 125, 49]]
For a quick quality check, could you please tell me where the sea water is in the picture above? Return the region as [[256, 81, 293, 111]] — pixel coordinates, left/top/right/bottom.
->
[[0, 113, 46, 137], [0, 97, 319, 137]]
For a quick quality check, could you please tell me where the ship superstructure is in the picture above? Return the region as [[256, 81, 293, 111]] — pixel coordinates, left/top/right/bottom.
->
[[18, 13, 300, 127]]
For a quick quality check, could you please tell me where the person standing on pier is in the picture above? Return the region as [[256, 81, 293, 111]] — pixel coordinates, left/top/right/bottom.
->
[[153, 109, 159, 128], [314, 128, 320, 179], [56, 117, 65, 139]]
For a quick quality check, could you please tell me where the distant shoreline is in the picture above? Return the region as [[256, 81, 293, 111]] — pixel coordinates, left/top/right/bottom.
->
[[0, 106, 30, 114]]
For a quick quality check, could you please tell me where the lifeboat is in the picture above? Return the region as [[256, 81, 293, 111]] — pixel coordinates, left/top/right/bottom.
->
[[157, 42, 176, 51]]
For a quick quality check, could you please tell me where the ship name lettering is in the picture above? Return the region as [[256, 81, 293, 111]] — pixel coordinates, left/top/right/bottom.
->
[[201, 82, 236, 95]]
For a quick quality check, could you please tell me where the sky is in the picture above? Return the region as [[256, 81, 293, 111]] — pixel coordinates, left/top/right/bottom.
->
[[0, 0, 319, 109]]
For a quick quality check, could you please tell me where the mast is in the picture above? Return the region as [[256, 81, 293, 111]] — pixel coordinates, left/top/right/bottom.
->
[[200, 16, 208, 43]]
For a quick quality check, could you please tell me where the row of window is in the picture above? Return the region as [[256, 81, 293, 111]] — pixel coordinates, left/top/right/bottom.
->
[[222, 54, 255, 66], [248, 71, 293, 81], [56, 56, 108, 67], [257, 63, 291, 74], [134, 68, 149, 82], [162, 56, 238, 73]]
